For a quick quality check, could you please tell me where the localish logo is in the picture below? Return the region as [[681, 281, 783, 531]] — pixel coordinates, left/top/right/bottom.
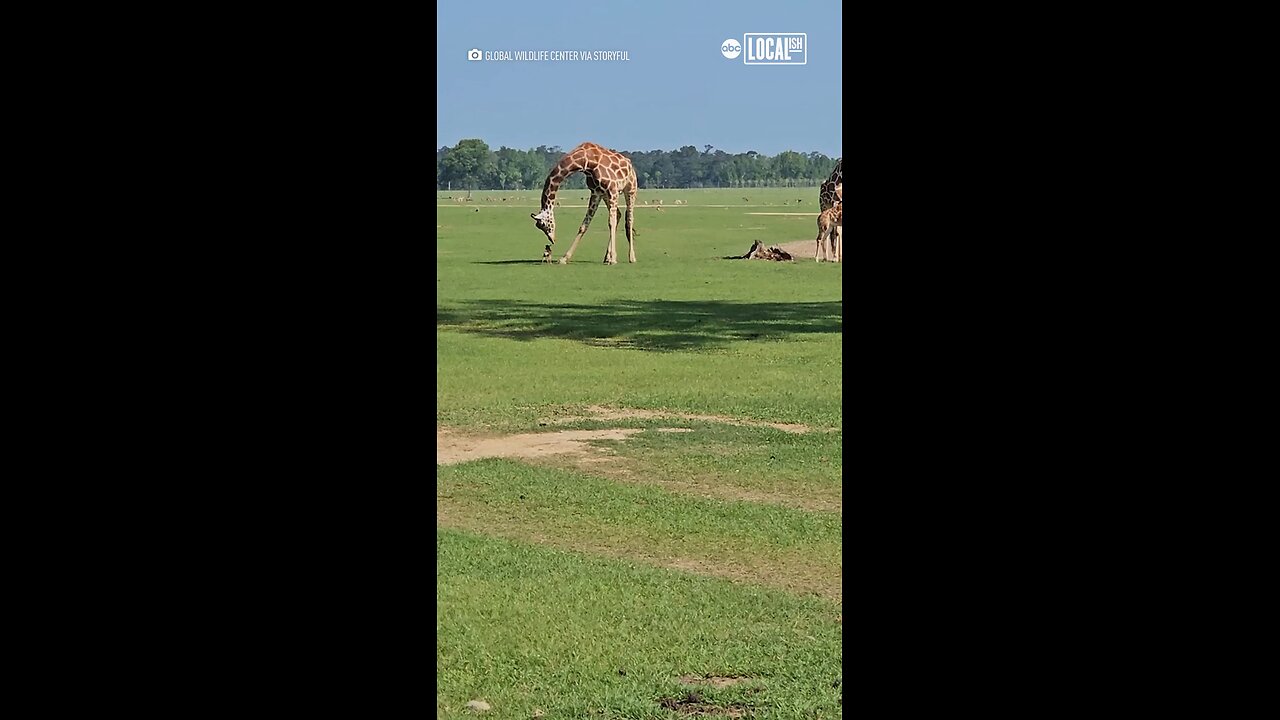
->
[[742, 33, 806, 65]]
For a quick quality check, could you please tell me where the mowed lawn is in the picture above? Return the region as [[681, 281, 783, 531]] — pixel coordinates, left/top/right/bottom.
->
[[437, 187, 842, 719]]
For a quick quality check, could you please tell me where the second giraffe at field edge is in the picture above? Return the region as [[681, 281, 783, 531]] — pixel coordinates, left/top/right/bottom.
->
[[816, 158, 843, 263]]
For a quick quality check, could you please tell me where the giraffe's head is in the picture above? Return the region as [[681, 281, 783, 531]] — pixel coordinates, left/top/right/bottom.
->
[[531, 207, 556, 244]]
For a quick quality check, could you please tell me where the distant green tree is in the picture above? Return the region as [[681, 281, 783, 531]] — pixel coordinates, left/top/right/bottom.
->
[[440, 139, 496, 190], [707, 150, 733, 187], [494, 147, 517, 188], [434, 141, 835, 190], [773, 151, 807, 187]]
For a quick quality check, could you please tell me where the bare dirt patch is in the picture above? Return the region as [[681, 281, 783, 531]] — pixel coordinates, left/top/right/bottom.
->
[[777, 240, 826, 260], [441, 420, 841, 513], [718, 240, 834, 260], [437, 427, 643, 465], [723, 240, 830, 260], [543, 405, 815, 434]]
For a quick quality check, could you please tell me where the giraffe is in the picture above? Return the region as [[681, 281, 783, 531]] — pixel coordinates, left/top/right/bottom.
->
[[531, 142, 638, 264], [817, 158, 842, 262], [819, 158, 842, 211], [814, 203, 842, 262]]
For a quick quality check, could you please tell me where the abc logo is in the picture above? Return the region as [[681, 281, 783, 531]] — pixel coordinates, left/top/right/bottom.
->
[[467, 48, 483, 61], [721, 39, 741, 59]]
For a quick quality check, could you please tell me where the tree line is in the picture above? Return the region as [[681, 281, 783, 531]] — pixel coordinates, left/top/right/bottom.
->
[[437, 139, 838, 191]]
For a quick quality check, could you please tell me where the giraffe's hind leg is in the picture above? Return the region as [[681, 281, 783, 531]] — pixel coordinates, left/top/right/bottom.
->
[[625, 190, 636, 263]]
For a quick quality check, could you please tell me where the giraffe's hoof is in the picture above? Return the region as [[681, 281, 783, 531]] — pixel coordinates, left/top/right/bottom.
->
[[558, 257, 568, 264]]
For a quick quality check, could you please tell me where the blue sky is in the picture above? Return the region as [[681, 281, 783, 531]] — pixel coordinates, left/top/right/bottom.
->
[[436, 0, 841, 157]]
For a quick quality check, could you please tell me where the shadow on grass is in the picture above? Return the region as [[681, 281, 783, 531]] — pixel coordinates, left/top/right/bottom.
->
[[436, 299, 841, 351], [472, 259, 548, 265]]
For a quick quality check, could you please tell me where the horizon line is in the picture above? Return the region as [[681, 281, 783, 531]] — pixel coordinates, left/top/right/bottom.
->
[[437, 141, 841, 156]]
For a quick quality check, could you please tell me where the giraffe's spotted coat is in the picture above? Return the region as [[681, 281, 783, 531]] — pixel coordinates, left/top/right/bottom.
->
[[819, 158, 842, 211], [532, 142, 639, 264]]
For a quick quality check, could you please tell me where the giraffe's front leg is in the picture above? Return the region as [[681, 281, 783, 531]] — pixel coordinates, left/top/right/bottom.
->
[[561, 194, 602, 264], [815, 216, 826, 262]]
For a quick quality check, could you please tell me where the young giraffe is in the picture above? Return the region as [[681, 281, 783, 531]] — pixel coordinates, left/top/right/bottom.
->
[[531, 142, 638, 264], [816, 158, 842, 262], [815, 203, 843, 262]]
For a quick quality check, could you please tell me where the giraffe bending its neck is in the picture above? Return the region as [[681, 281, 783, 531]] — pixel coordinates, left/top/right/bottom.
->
[[531, 142, 639, 264]]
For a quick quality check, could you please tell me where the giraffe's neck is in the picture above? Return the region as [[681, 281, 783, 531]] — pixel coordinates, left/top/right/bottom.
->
[[538, 174, 562, 213], [540, 157, 592, 211]]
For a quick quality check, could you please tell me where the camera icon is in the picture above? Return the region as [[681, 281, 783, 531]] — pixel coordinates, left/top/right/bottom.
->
[[467, 48, 483, 61]]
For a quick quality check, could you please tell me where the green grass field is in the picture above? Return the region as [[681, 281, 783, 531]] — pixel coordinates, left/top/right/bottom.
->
[[437, 186, 842, 719]]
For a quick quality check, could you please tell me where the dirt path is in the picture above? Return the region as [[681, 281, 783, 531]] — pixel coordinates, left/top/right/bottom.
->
[[438, 418, 842, 514], [436, 427, 646, 465], [542, 405, 818, 433], [437, 414, 843, 600]]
